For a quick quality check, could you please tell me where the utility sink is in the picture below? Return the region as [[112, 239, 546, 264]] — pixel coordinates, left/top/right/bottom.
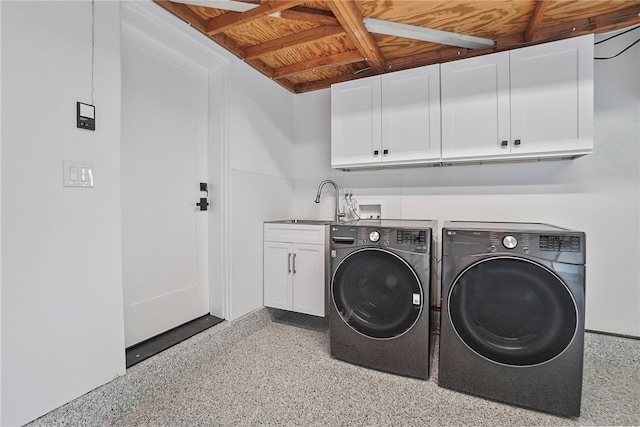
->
[[270, 219, 334, 225]]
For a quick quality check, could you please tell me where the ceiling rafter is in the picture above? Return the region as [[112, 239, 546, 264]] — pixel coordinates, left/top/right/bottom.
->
[[328, 0, 386, 73], [385, 47, 468, 70], [273, 50, 365, 80], [280, 6, 340, 27], [243, 26, 346, 60], [294, 67, 377, 93], [525, 0, 550, 42], [204, 0, 306, 36], [530, 4, 640, 42]]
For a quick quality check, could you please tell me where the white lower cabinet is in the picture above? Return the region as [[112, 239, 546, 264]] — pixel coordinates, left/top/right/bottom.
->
[[263, 224, 326, 317]]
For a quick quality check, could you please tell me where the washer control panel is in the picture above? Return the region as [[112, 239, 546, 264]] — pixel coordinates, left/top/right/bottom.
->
[[353, 227, 430, 253]]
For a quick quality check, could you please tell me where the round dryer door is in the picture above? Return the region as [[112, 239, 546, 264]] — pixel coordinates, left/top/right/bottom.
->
[[448, 256, 578, 366], [332, 248, 423, 339]]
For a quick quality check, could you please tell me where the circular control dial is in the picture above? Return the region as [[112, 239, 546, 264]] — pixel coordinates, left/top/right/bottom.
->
[[369, 230, 380, 242], [502, 235, 518, 249]]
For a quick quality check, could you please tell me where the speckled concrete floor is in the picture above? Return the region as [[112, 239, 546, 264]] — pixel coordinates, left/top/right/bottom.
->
[[31, 308, 640, 426]]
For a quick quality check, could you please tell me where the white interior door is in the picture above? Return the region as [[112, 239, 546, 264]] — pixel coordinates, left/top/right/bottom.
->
[[121, 24, 209, 347]]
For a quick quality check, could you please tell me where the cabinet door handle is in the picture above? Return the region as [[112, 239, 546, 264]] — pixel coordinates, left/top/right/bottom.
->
[[288, 253, 292, 273], [514, 139, 521, 146], [383, 149, 389, 155], [501, 140, 508, 147], [292, 253, 297, 274], [373, 150, 379, 156]]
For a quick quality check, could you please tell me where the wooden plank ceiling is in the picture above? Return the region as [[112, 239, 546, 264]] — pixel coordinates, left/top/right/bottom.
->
[[154, 0, 640, 93]]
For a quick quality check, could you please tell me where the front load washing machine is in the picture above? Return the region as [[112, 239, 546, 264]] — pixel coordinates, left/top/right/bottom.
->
[[439, 221, 586, 417], [329, 219, 435, 380]]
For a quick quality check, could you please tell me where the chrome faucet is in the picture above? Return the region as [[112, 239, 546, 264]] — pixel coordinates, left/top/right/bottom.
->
[[314, 179, 346, 223]]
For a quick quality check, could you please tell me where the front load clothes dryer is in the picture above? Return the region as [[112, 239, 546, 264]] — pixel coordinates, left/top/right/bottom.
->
[[330, 220, 435, 380], [439, 221, 586, 417]]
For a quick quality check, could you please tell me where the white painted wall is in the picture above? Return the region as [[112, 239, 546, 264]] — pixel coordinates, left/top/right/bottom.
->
[[1, 2, 125, 425], [0, 3, 3, 423], [0, 0, 293, 422], [292, 28, 640, 337], [228, 58, 295, 319]]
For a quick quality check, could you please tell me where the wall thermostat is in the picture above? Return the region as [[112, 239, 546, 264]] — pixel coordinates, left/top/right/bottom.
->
[[77, 102, 95, 131]]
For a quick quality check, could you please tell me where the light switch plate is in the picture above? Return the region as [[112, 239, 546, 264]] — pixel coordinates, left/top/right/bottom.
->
[[63, 160, 94, 188]]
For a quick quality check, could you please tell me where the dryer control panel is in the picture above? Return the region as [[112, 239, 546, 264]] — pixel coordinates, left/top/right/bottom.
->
[[443, 227, 585, 264], [539, 235, 582, 252]]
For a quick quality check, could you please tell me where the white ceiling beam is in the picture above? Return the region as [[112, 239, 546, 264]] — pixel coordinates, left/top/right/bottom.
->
[[363, 17, 495, 50], [170, 0, 258, 13]]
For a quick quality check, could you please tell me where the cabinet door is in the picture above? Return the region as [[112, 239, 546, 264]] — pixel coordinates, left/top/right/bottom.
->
[[263, 241, 292, 310], [382, 65, 441, 164], [331, 77, 382, 168], [441, 52, 511, 160], [292, 243, 325, 317], [510, 35, 593, 157]]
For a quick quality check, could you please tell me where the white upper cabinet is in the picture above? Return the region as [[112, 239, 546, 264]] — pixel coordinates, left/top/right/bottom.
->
[[331, 77, 382, 168], [509, 35, 594, 158], [332, 34, 593, 168], [441, 52, 511, 160], [441, 34, 594, 162], [331, 65, 441, 168], [381, 66, 441, 165]]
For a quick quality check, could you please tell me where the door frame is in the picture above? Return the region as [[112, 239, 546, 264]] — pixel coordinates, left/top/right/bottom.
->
[[122, 1, 230, 320]]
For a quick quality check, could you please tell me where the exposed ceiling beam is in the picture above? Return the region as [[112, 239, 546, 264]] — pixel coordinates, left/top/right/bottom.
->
[[525, 0, 550, 42], [211, 33, 274, 77], [205, 0, 306, 36], [295, 68, 377, 93], [328, 0, 386, 73], [273, 50, 365, 80], [243, 26, 345, 60], [280, 6, 340, 27], [385, 47, 468, 70], [529, 4, 640, 41]]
